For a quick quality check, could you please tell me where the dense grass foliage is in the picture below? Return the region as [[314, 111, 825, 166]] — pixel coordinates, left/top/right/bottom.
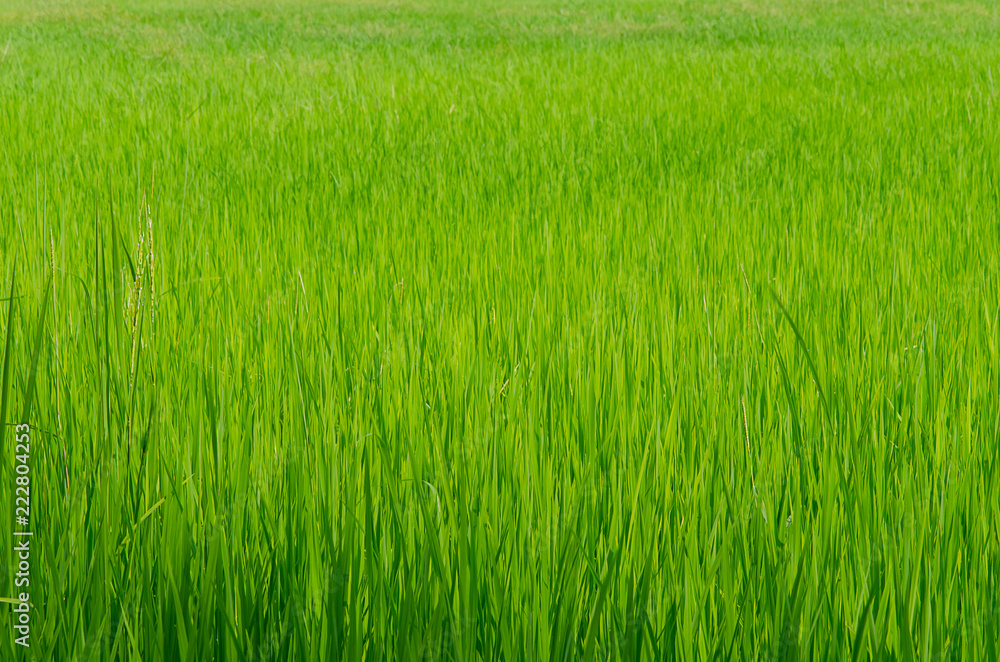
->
[[2, 0, 1000, 658]]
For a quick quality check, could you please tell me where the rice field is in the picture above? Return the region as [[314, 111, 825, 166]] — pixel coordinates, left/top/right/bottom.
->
[[1, 0, 999, 659]]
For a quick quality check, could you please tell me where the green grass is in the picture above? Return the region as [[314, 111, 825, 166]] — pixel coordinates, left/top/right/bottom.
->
[[1, 0, 999, 658]]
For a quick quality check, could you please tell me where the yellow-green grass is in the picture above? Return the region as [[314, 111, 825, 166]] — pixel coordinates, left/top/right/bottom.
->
[[1, 0, 999, 658]]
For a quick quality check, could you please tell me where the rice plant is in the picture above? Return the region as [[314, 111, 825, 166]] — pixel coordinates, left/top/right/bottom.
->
[[0, 0, 999, 659]]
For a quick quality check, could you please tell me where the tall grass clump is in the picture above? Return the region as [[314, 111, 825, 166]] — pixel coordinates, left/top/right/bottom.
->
[[1, 0, 999, 659]]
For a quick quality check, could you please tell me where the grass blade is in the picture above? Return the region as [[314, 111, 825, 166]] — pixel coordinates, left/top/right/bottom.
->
[[583, 550, 618, 662], [21, 270, 52, 425], [0, 260, 16, 447]]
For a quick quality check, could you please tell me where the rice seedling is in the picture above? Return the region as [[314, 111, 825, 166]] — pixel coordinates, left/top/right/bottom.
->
[[0, 0, 999, 659]]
